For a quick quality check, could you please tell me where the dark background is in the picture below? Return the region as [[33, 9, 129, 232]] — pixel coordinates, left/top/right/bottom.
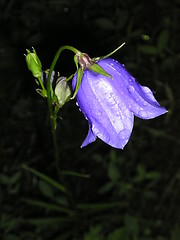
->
[[0, 0, 179, 239]]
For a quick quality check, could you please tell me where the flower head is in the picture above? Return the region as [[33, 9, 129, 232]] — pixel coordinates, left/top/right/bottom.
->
[[72, 58, 167, 149]]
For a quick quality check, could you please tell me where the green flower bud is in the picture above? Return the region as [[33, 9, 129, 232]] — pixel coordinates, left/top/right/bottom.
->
[[55, 77, 72, 107], [25, 47, 42, 78]]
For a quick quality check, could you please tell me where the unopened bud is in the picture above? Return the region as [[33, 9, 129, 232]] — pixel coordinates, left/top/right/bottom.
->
[[55, 77, 72, 107], [25, 47, 42, 78]]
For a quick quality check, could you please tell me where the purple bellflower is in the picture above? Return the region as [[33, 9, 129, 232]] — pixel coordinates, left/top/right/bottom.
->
[[72, 57, 167, 149]]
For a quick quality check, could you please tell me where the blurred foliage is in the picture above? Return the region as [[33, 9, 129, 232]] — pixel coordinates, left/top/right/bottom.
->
[[0, 0, 180, 239]]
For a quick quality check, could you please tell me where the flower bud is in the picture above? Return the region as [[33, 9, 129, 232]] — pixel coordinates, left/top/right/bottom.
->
[[55, 77, 72, 107], [25, 47, 42, 78]]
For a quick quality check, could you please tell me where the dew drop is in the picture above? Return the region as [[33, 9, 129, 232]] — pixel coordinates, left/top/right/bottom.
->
[[139, 110, 148, 118], [76, 102, 79, 106], [128, 86, 135, 93], [79, 108, 81, 112], [119, 129, 130, 139], [121, 114, 127, 120], [143, 101, 148, 106]]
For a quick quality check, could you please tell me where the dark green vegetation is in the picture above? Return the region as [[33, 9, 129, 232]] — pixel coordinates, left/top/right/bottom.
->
[[0, 0, 179, 239]]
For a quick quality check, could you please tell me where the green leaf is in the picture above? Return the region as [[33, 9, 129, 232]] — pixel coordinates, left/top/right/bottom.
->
[[139, 45, 157, 55], [0, 173, 10, 184], [88, 63, 112, 78], [38, 180, 54, 198], [77, 202, 126, 212], [71, 67, 84, 99], [108, 162, 120, 182], [108, 228, 129, 240], [84, 225, 103, 240], [124, 215, 139, 236], [27, 217, 70, 225], [22, 164, 66, 193], [74, 54, 79, 70], [171, 223, 180, 240], [157, 30, 169, 51], [61, 170, 90, 178], [22, 198, 73, 215]]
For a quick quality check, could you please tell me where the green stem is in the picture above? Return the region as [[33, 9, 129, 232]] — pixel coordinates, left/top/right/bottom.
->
[[46, 45, 80, 176], [38, 77, 46, 94]]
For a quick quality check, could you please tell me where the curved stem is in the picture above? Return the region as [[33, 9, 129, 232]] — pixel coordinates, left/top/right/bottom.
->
[[46, 45, 80, 176]]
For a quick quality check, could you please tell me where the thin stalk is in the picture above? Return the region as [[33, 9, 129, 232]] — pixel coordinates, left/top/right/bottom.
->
[[46, 45, 80, 176]]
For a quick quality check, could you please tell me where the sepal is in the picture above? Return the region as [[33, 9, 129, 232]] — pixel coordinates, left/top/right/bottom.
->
[[88, 63, 112, 78], [71, 67, 84, 99]]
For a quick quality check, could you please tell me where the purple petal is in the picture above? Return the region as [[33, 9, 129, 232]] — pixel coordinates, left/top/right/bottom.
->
[[97, 58, 168, 119], [81, 124, 97, 147], [73, 70, 134, 149], [72, 57, 167, 149]]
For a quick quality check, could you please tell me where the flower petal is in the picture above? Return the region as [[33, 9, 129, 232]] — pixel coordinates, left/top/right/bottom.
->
[[81, 124, 97, 148], [97, 58, 168, 119], [72, 57, 167, 149], [73, 70, 134, 149]]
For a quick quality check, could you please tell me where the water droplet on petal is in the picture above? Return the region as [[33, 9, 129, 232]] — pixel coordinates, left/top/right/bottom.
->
[[79, 108, 81, 112], [139, 110, 148, 118], [128, 86, 135, 93], [76, 102, 79, 106], [119, 129, 131, 139], [122, 64, 125, 67], [121, 114, 127, 120], [143, 101, 148, 106]]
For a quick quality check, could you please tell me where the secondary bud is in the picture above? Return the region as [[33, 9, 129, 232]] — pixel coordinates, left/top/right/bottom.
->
[[25, 47, 42, 78], [55, 77, 72, 107]]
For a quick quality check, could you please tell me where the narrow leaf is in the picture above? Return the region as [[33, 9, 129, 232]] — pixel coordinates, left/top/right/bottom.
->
[[27, 217, 70, 225], [71, 67, 84, 99], [22, 164, 66, 193], [89, 63, 112, 78], [22, 198, 73, 215], [62, 170, 90, 178]]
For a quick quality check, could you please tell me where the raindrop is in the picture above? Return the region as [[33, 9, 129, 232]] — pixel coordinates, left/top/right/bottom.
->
[[139, 110, 148, 118], [128, 86, 135, 93], [119, 129, 130, 139], [143, 101, 148, 106], [121, 113, 127, 120]]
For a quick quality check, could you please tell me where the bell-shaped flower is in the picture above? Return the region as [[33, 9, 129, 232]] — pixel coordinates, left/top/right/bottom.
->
[[72, 58, 167, 149]]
